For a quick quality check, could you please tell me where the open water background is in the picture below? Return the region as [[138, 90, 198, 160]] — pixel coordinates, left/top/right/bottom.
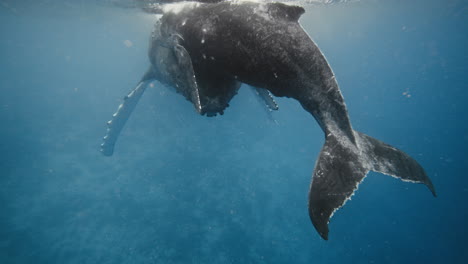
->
[[0, 0, 467, 263]]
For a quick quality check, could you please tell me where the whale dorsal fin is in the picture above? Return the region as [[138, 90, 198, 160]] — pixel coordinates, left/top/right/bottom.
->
[[267, 3, 305, 22]]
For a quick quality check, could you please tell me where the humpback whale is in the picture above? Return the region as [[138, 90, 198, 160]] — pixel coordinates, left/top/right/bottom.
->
[[101, 1, 436, 240]]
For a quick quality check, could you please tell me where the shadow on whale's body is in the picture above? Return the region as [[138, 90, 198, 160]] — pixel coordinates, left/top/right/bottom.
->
[[101, 1, 436, 240]]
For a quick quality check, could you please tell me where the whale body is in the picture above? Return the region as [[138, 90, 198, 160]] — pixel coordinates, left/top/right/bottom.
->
[[101, 1, 436, 240]]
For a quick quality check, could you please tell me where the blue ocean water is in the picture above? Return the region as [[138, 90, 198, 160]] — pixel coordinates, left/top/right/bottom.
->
[[0, 0, 467, 263]]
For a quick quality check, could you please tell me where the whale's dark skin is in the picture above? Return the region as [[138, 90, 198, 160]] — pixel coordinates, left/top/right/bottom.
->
[[101, 1, 436, 240]]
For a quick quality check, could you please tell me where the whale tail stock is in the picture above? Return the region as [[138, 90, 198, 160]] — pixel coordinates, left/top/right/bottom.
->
[[308, 130, 436, 240]]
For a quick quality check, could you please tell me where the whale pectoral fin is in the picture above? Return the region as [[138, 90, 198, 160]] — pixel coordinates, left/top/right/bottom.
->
[[101, 81, 149, 156], [249, 86, 279, 123], [251, 86, 279, 111], [171, 41, 202, 114]]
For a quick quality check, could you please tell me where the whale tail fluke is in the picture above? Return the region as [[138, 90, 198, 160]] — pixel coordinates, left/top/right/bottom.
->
[[308, 130, 436, 240]]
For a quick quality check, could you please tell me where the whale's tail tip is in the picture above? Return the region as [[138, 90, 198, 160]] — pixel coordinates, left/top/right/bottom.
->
[[308, 130, 436, 240]]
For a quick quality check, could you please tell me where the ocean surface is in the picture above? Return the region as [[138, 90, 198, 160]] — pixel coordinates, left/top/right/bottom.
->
[[0, 0, 467, 263]]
